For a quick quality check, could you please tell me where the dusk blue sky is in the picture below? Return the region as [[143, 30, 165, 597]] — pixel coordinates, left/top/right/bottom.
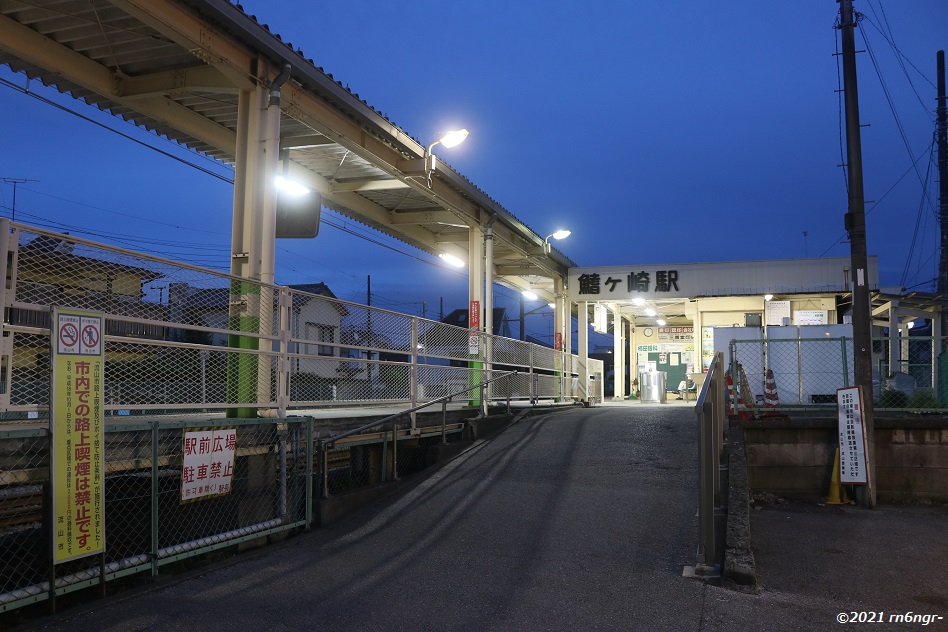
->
[[0, 1, 946, 345]]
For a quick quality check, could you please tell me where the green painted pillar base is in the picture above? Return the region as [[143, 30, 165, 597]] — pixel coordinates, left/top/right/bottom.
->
[[226, 279, 261, 418], [468, 358, 483, 407]]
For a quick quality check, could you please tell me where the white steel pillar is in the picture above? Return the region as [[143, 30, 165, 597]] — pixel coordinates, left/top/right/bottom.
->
[[888, 301, 899, 376], [578, 301, 589, 403], [484, 220, 494, 379], [554, 275, 566, 401], [468, 226, 485, 409], [230, 86, 261, 280], [228, 84, 265, 417], [612, 307, 624, 399]]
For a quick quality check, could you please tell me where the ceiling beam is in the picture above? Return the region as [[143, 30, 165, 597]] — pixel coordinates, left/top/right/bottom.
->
[[113, 0, 571, 278], [281, 135, 335, 149], [109, 0, 255, 89], [0, 12, 238, 154], [389, 210, 465, 225], [330, 180, 412, 193], [116, 65, 237, 99]]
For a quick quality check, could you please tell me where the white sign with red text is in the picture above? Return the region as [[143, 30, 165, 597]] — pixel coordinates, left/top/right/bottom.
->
[[181, 428, 237, 502]]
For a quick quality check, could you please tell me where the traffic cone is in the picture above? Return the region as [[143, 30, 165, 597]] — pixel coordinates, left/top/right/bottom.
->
[[737, 364, 756, 411], [726, 372, 737, 418], [764, 369, 778, 407], [823, 446, 851, 505], [761, 369, 788, 419], [727, 370, 750, 421]]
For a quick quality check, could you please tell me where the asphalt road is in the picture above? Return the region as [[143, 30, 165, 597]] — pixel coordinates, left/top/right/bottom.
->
[[10, 403, 948, 631]]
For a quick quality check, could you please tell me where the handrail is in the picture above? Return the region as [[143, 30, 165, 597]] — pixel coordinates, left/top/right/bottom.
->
[[689, 351, 726, 578], [321, 370, 519, 449], [319, 370, 519, 498]]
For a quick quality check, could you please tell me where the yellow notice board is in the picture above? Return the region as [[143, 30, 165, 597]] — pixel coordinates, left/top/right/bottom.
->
[[51, 307, 105, 564]]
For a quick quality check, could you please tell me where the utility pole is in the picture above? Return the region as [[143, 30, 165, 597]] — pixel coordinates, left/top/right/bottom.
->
[[1, 178, 38, 221], [937, 51, 947, 343], [839, 0, 875, 507]]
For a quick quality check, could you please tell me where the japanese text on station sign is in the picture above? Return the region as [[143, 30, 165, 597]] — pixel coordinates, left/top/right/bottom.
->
[[577, 270, 680, 296], [181, 429, 237, 502]]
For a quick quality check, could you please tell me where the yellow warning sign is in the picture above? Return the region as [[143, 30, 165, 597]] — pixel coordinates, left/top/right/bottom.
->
[[51, 307, 105, 564]]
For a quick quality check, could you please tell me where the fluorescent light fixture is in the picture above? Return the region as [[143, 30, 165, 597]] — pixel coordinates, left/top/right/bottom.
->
[[550, 230, 571, 240], [438, 129, 469, 148], [438, 253, 465, 268], [522, 290, 538, 300], [645, 308, 657, 317], [656, 319, 666, 326], [764, 294, 774, 301], [275, 176, 310, 197], [547, 303, 555, 309], [632, 297, 645, 306], [907, 321, 915, 329]]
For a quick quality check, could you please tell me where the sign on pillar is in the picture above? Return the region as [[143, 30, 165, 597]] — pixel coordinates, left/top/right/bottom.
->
[[50, 308, 106, 564], [469, 300, 480, 355]]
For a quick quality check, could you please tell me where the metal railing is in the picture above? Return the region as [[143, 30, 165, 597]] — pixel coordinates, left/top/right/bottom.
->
[[319, 371, 519, 498], [0, 220, 599, 419], [690, 351, 726, 578], [0, 417, 313, 614], [728, 335, 948, 412]]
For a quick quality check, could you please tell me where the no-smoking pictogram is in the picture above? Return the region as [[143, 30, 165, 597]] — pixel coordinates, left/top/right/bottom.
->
[[59, 322, 79, 349]]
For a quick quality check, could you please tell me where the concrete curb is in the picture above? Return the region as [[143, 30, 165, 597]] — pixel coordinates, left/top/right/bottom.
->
[[723, 424, 757, 588]]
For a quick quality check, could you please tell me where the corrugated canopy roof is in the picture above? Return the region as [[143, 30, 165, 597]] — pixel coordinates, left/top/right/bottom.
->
[[0, 0, 574, 302]]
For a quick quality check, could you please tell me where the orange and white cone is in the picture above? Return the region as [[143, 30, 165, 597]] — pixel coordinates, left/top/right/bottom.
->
[[762, 369, 787, 420], [727, 371, 750, 421], [726, 372, 736, 417], [764, 369, 779, 407]]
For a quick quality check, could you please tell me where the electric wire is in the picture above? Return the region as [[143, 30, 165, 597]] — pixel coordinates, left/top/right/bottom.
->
[[863, 3, 937, 117], [820, 139, 935, 257], [1, 62, 550, 334], [899, 143, 936, 287], [0, 76, 235, 184], [859, 21, 938, 216]]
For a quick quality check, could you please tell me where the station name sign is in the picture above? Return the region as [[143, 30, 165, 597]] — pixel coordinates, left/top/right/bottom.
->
[[568, 267, 685, 302]]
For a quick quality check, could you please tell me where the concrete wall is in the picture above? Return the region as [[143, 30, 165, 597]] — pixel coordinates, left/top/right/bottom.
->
[[739, 417, 948, 503]]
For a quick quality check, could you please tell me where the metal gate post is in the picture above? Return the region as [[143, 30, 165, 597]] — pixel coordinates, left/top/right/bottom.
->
[[150, 421, 159, 577], [305, 419, 313, 529]]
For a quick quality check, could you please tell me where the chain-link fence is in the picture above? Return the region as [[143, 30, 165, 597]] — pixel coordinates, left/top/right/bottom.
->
[[729, 335, 948, 411], [0, 221, 587, 418], [0, 418, 312, 614]]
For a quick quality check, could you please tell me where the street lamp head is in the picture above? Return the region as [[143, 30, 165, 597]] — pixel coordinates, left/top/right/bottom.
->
[[543, 229, 571, 254], [550, 230, 571, 241], [425, 129, 469, 186], [428, 129, 469, 153], [275, 176, 310, 197], [764, 294, 774, 301], [438, 253, 465, 268], [438, 129, 469, 148]]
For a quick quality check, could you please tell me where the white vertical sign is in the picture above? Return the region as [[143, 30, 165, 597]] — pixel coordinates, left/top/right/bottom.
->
[[836, 386, 869, 484]]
